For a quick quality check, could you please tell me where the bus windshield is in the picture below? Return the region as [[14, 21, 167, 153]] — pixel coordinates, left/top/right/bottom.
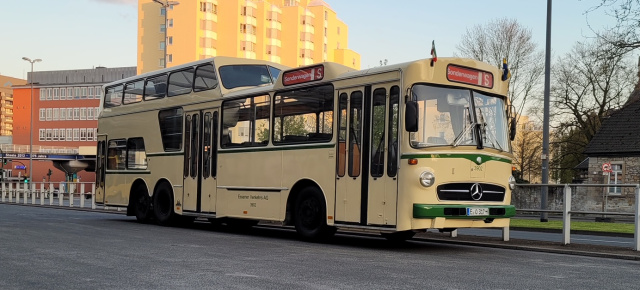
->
[[409, 84, 510, 151]]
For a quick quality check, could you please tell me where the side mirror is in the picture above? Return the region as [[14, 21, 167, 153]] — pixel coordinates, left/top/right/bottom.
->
[[509, 117, 517, 141], [405, 101, 418, 132]]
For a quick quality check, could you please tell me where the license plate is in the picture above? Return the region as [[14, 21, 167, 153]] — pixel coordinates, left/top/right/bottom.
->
[[467, 207, 489, 216]]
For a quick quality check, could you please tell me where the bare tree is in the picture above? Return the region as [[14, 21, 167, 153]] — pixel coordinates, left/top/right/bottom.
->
[[512, 119, 543, 183], [549, 37, 636, 181], [587, 0, 640, 53], [456, 18, 545, 121]]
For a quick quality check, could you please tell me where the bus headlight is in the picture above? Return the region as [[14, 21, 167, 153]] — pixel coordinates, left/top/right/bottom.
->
[[419, 171, 435, 187], [509, 175, 516, 190]]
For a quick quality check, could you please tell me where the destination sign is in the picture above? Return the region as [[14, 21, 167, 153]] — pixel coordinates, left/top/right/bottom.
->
[[282, 65, 324, 86], [447, 65, 494, 89]]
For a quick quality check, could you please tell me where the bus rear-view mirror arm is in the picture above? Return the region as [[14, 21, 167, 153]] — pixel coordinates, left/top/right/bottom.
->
[[405, 100, 418, 132]]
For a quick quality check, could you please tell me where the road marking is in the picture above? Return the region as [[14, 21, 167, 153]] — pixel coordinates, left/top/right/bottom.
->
[[572, 238, 632, 245]]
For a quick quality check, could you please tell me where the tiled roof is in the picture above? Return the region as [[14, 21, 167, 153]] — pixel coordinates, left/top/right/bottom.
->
[[584, 88, 640, 156]]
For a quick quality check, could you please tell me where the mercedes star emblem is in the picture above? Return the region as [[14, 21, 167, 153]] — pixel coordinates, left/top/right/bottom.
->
[[470, 183, 483, 201]]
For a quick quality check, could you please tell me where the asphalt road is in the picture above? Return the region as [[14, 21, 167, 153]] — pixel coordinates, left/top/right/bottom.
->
[[1, 204, 640, 289], [457, 228, 635, 247]]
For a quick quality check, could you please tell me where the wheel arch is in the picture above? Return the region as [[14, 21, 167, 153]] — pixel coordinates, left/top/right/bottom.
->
[[284, 179, 325, 226]]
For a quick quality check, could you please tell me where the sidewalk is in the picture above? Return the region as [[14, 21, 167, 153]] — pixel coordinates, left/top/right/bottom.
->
[[414, 230, 640, 261]]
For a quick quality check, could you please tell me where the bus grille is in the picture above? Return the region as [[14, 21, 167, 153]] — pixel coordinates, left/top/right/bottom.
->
[[436, 183, 505, 202]]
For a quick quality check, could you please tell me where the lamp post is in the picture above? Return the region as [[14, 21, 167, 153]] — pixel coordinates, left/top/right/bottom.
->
[[152, 0, 180, 68], [22, 57, 42, 189]]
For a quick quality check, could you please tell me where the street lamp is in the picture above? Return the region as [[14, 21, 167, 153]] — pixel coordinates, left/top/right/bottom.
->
[[152, 0, 180, 68], [22, 57, 42, 188]]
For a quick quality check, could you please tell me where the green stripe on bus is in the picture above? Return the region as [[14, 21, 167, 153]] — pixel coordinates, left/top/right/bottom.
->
[[218, 143, 335, 154], [147, 152, 184, 157], [106, 171, 152, 174], [401, 153, 511, 165], [413, 204, 516, 219]]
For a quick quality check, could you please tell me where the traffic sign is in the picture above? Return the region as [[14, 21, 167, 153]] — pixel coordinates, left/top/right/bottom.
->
[[602, 162, 612, 173]]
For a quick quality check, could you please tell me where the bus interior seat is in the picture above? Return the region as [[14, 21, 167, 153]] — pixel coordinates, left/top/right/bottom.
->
[[307, 133, 331, 141], [283, 135, 308, 142], [427, 136, 447, 144]]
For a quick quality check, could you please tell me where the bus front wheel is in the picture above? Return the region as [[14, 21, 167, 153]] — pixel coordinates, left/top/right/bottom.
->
[[153, 185, 175, 226], [294, 187, 335, 240]]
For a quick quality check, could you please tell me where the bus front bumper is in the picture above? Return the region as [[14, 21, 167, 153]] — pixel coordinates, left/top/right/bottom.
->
[[413, 204, 516, 219]]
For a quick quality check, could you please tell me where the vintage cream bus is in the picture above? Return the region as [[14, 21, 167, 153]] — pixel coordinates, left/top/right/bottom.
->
[[96, 56, 516, 241]]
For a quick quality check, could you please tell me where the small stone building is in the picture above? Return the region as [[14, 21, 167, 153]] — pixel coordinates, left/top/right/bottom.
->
[[581, 65, 640, 213]]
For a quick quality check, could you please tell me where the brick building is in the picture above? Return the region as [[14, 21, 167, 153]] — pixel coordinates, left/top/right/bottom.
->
[[11, 67, 136, 183]]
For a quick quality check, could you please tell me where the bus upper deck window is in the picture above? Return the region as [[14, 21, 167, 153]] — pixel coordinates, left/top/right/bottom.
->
[[145, 75, 168, 100], [104, 85, 123, 108]]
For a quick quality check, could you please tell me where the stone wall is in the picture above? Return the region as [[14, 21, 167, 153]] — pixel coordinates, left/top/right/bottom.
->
[[512, 184, 636, 213]]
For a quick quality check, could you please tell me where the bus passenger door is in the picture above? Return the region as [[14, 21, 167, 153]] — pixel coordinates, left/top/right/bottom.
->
[[367, 85, 400, 226], [183, 111, 202, 213], [335, 88, 366, 223], [95, 135, 107, 204], [183, 109, 219, 214], [200, 110, 219, 213]]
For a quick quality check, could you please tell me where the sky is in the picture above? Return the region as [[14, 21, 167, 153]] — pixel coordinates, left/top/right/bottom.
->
[[0, 0, 626, 79]]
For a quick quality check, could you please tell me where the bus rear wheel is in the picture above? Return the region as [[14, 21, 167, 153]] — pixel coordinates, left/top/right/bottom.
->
[[294, 187, 335, 240], [133, 186, 152, 223], [153, 184, 175, 226]]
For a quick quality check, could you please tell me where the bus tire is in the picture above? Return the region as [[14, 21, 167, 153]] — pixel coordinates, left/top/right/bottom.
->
[[133, 186, 152, 223], [153, 184, 175, 226], [382, 231, 416, 243], [294, 186, 335, 240]]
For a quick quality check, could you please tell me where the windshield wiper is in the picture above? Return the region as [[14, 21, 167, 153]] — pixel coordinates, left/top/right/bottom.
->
[[476, 107, 503, 151], [453, 122, 476, 147]]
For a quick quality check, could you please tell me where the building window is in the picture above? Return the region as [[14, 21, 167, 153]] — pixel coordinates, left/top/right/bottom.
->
[[59, 128, 66, 141], [39, 129, 45, 141], [60, 87, 66, 100], [46, 129, 52, 141], [52, 129, 58, 141], [168, 19, 173, 27], [160, 41, 166, 50], [40, 90, 46, 100], [168, 36, 173, 45], [160, 7, 166, 16], [53, 88, 59, 100], [53, 108, 59, 121], [67, 88, 73, 99], [88, 108, 94, 120], [160, 24, 166, 33], [39, 109, 45, 121], [46, 108, 52, 121], [66, 129, 72, 141], [73, 108, 80, 120], [95, 107, 100, 120], [168, 54, 173, 63], [46, 88, 52, 100], [87, 128, 95, 142], [67, 108, 73, 120], [607, 163, 623, 195], [80, 128, 87, 141], [80, 108, 87, 120], [73, 129, 80, 141], [159, 58, 166, 68]]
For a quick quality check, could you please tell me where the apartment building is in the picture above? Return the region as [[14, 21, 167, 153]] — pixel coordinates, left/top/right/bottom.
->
[[138, 0, 360, 74], [0, 75, 27, 136], [11, 67, 136, 182]]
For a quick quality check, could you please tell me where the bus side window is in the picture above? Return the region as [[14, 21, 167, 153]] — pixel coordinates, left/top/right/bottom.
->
[[168, 68, 195, 97], [371, 88, 386, 178], [126, 138, 147, 170], [387, 86, 400, 177], [158, 108, 184, 151], [337, 93, 348, 177], [104, 85, 123, 108], [193, 63, 218, 92], [107, 139, 126, 170], [145, 75, 168, 101]]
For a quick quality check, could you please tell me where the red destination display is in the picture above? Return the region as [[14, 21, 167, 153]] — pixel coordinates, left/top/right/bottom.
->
[[282, 65, 324, 86], [446, 65, 494, 88]]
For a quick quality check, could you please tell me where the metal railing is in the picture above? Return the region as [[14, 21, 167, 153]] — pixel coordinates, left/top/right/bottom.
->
[[0, 181, 96, 209], [512, 183, 640, 251]]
